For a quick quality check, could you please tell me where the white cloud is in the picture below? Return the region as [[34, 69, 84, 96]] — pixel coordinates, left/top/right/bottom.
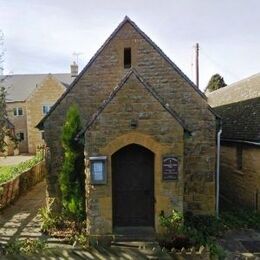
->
[[1, 0, 260, 89]]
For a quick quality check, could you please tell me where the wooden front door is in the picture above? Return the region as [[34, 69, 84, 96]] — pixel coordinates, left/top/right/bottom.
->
[[112, 144, 154, 227]]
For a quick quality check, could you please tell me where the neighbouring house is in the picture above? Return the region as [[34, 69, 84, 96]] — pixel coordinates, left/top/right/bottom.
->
[[37, 16, 219, 236], [0, 68, 76, 154], [0, 117, 16, 156], [207, 73, 260, 211]]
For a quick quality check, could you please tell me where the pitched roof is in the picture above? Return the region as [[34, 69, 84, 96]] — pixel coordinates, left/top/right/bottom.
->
[[207, 72, 260, 107], [5, 117, 14, 129], [75, 68, 189, 139], [0, 73, 74, 102], [213, 97, 260, 143], [37, 16, 214, 129]]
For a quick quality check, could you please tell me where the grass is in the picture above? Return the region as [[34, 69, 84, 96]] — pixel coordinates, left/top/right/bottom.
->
[[0, 153, 44, 184], [0, 165, 16, 184]]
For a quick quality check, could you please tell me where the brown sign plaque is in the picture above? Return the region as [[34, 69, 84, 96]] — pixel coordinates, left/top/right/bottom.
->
[[162, 156, 178, 180]]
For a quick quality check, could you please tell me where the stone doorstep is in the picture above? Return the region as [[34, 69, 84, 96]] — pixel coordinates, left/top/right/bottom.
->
[[112, 226, 156, 242], [111, 240, 160, 249]]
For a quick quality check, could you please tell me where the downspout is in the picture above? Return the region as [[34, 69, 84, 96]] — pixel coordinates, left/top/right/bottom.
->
[[216, 123, 222, 218]]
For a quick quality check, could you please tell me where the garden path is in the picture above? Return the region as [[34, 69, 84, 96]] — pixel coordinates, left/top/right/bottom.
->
[[0, 180, 46, 244], [0, 155, 34, 166]]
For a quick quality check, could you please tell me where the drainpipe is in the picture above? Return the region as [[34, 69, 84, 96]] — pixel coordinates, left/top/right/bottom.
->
[[216, 124, 222, 219]]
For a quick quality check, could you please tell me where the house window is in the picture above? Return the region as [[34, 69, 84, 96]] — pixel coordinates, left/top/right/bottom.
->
[[236, 144, 243, 170], [16, 132, 25, 141], [124, 48, 131, 68], [13, 107, 23, 116], [42, 105, 52, 115]]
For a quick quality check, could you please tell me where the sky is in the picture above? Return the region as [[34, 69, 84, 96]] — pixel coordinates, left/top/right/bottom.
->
[[0, 0, 260, 91]]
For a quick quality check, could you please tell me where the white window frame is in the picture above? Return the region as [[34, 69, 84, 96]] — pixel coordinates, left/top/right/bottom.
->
[[13, 107, 23, 116]]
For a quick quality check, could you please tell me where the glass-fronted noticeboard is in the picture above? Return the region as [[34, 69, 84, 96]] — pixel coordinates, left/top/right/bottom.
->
[[89, 156, 107, 184]]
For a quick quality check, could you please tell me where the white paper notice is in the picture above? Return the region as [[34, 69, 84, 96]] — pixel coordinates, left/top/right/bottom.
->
[[93, 162, 103, 181]]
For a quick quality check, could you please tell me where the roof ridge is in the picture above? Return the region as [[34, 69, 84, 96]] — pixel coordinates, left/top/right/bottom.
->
[[75, 68, 189, 139], [214, 96, 260, 108], [207, 72, 260, 96], [1, 72, 70, 77]]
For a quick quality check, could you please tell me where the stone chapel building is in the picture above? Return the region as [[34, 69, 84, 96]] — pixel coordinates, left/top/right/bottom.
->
[[37, 17, 219, 236]]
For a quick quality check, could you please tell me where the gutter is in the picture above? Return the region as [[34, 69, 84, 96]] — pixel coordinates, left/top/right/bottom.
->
[[216, 123, 222, 219], [222, 138, 260, 147]]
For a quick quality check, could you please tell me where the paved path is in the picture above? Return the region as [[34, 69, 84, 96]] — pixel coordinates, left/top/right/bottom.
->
[[218, 229, 260, 259], [0, 181, 46, 244], [0, 155, 34, 166], [1, 244, 172, 259]]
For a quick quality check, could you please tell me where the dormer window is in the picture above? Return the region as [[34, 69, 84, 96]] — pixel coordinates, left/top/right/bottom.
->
[[124, 48, 131, 68]]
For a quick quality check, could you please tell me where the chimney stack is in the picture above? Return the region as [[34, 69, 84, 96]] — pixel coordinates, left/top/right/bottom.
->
[[70, 61, 78, 77]]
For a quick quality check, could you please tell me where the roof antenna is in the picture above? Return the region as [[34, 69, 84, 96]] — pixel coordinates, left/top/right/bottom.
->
[[72, 52, 83, 65]]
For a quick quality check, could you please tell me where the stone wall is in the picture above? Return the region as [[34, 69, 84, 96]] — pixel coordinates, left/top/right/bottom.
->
[[26, 75, 65, 154], [7, 101, 28, 153], [43, 20, 216, 219], [84, 73, 184, 234], [0, 160, 46, 210], [220, 143, 260, 210]]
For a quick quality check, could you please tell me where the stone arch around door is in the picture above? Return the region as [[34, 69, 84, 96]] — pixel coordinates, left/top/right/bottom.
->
[[112, 144, 155, 230], [85, 132, 184, 235]]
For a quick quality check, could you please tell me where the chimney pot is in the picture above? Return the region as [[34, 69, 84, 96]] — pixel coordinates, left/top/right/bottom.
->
[[70, 61, 78, 77]]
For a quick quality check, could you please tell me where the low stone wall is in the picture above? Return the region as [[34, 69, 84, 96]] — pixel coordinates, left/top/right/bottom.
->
[[0, 160, 46, 210]]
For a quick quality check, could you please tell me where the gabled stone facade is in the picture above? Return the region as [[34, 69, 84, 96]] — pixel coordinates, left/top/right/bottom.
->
[[26, 75, 66, 154], [39, 17, 217, 235], [4, 73, 73, 154]]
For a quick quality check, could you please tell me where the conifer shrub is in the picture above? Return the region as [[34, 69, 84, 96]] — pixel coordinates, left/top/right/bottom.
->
[[59, 104, 85, 221]]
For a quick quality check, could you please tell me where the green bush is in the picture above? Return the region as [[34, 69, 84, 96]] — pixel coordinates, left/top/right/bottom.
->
[[158, 210, 227, 257], [4, 238, 47, 255], [221, 209, 260, 230], [59, 104, 85, 221], [39, 203, 61, 233], [159, 209, 184, 235], [184, 213, 226, 239]]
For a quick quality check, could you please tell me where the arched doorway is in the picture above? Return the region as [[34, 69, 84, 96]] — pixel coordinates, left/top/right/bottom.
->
[[112, 144, 154, 228]]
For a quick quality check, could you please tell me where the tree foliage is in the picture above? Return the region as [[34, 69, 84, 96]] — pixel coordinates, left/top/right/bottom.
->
[[205, 74, 227, 93], [0, 86, 10, 153], [59, 104, 85, 220]]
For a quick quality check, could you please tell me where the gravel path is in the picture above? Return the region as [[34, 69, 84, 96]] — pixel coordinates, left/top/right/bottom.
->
[[0, 155, 34, 166]]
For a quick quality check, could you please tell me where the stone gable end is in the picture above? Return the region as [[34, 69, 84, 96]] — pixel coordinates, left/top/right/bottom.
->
[[43, 18, 217, 221], [84, 72, 184, 234], [27, 75, 65, 154]]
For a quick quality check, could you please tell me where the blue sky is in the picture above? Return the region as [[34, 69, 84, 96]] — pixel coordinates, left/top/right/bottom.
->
[[1, 0, 259, 90]]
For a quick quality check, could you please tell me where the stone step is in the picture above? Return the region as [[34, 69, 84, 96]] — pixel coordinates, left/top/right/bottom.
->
[[111, 240, 159, 248]]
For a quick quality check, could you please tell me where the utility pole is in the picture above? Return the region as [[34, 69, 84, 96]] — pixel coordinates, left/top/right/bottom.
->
[[195, 43, 199, 88]]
